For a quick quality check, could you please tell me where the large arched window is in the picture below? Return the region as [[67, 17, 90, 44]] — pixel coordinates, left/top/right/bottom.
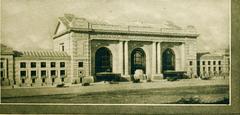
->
[[131, 48, 146, 74], [162, 48, 175, 72], [95, 47, 112, 73]]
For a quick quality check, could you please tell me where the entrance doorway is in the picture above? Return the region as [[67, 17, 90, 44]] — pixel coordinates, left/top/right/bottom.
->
[[162, 48, 175, 72], [131, 48, 146, 74], [95, 47, 112, 73]]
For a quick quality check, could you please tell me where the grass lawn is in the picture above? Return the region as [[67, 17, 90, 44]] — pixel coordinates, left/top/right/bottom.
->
[[2, 85, 229, 104]]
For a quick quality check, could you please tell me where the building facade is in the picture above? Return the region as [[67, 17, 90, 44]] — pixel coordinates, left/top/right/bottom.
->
[[53, 14, 199, 83], [1, 14, 202, 87], [197, 50, 230, 78]]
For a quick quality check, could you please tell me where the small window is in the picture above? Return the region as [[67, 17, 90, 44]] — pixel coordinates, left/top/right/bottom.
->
[[51, 70, 56, 76], [60, 43, 64, 51], [20, 62, 26, 68], [60, 62, 65, 68], [51, 62, 56, 68], [189, 61, 193, 66], [1, 71, 4, 78], [219, 67, 222, 71], [203, 67, 205, 71], [20, 71, 26, 77], [213, 67, 216, 71], [78, 62, 83, 67], [41, 62, 46, 68], [52, 78, 55, 83], [218, 61, 221, 65], [31, 71, 36, 77], [208, 61, 211, 65], [0, 62, 3, 68], [42, 78, 45, 83], [41, 70, 46, 77], [31, 62, 36, 68], [213, 61, 216, 65], [60, 70, 65, 76], [208, 67, 211, 71], [202, 61, 205, 65], [61, 78, 64, 82], [22, 79, 25, 83], [32, 79, 35, 83]]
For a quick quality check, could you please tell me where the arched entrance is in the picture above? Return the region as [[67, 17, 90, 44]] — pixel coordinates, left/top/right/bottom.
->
[[95, 47, 112, 73], [162, 48, 175, 72], [131, 48, 146, 74]]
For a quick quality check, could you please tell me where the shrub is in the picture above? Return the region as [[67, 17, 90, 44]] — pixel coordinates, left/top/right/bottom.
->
[[167, 77, 178, 81], [56, 83, 65, 88], [176, 97, 201, 104], [82, 76, 94, 86]]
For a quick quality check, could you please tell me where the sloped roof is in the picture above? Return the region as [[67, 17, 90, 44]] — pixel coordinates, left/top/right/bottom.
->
[[17, 50, 69, 57], [0, 44, 14, 55]]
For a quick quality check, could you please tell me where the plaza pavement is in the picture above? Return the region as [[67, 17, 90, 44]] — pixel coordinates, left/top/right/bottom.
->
[[1, 78, 229, 98]]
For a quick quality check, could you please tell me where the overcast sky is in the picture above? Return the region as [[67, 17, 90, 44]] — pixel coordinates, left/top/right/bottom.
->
[[1, 0, 230, 51]]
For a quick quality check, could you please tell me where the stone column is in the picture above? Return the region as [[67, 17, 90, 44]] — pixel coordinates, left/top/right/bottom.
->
[[152, 42, 157, 75], [157, 42, 162, 74], [181, 43, 185, 71], [119, 41, 124, 75], [124, 41, 129, 75]]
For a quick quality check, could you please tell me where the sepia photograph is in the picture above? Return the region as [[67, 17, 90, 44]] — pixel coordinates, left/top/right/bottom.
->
[[0, 0, 235, 114]]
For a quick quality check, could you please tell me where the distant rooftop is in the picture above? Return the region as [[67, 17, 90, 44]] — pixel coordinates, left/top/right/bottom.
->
[[0, 44, 14, 55], [15, 50, 69, 58]]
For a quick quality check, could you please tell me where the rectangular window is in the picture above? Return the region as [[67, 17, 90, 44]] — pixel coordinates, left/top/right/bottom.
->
[[78, 62, 83, 67], [218, 61, 221, 65], [51, 70, 56, 76], [61, 78, 64, 82], [52, 78, 55, 83], [60, 70, 65, 76], [20, 62, 26, 68], [60, 43, 64, 51], [213, 61, 216, 65], [42, 78, 45, 83], [219, 67, 222, 71], [41, 70, 46, 77], [208, 67, 211, 71], [203, 67, 205, 71], [0, 62, 3, 68], [51, 62, 56, 68], [32, 79, 35, 83], [202, 61, 205, 65], [1, 71, 4, 78], [208, 61, 211, 65], [31, 70, 36, 77], [189, 61, 193, 66], [60, 62, 65, 68], [31, 62, 36, 68], [41, 62, 46, 68], [20, 71, 26, 77], [213, 67, 216, 71], [22, 79, 25, 83]]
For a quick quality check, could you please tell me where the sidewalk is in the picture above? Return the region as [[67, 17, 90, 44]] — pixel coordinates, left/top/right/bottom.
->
[[1, 78, 229, 98]]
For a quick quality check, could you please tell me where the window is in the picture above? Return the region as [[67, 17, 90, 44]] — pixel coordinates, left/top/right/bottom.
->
[[0, 62, 3, 68], [208, 61, 211, 65], [51, 70, 56, 76], [197, 61, 200, 65], [78, 62, 83, 67], [42, 78, 45, 83], [31, 71, 36, 77], [41, 62, 46, 68], [60, 43, 64, 51], [203, 67, 205, 71], [213, 61, 216, 65], [202, 61, 205, 65], [61, 78, 64, 82], [213, 67, 216, 71], [1, 71, 4, 78], [22, 79, 25, 83], [189, 61, 193, 66], [219, 67, 222, 71], [208, 67, 211, 71], [20, 71, 26, 77], [20, 62, 26, 68], [31, 62, 36, 68], [60, 70, 65, 76], [41, 70, 46, 77], [60, 62, 65, 68], [32, 79, 35, 83], [51, 62, 56, 68], [52, 78, 55, 83], [218, 61, 221, 65]]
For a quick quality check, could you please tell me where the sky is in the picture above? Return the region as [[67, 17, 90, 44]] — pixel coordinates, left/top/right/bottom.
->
[[1, 0, 230, 51]]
